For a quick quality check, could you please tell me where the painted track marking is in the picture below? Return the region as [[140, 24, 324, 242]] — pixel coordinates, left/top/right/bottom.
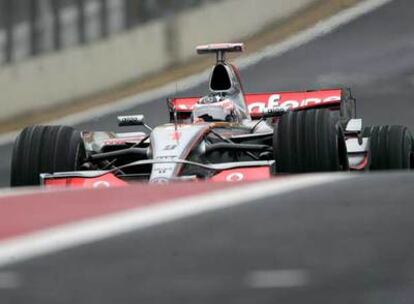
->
[[0, 182, 232, 240], [246, 269, 310, 289], [0, 174, 350, 268]]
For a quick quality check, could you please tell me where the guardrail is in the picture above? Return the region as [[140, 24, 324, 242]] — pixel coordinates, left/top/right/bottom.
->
[[0, 0, 221, 65]]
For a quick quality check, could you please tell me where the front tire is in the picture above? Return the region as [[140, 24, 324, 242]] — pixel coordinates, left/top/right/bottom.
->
[[274, 109, 347, 173], [363, 125, 412, 170], [11, 125, 85, 187]]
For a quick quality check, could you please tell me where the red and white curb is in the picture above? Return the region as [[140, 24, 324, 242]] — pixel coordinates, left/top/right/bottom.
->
[[0, 174, 350, 267]]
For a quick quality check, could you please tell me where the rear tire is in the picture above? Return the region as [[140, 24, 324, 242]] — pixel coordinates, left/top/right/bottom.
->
[[11, 126, 85, 187], [274, 109, 347, 173], [363, 125, 412, 170]]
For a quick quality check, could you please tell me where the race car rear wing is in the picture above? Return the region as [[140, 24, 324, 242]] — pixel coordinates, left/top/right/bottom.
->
[[170, 88, 348, 119]]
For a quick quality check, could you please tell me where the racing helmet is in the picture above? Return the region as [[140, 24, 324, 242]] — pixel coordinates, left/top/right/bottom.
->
[[192, 95, 241, 122]]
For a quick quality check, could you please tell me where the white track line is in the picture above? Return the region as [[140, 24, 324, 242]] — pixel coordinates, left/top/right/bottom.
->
[[0, 174, 350, 267], [0, 0, 393, 146], [246, 269, 310, 289]]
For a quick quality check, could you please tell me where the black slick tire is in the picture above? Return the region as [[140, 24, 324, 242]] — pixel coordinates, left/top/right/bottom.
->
[[363, 125, 412, 170], [10, 125, 84, 186], [274, 109, 347, 173]]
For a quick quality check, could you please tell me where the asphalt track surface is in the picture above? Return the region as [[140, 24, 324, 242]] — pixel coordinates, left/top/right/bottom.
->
[[1, 173, 414, 303], [2, 0, 414, 303]]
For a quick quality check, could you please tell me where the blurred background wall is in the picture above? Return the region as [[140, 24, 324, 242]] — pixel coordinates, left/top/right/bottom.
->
[[0, 0, 223, 65], [0, 0, 316, 121]]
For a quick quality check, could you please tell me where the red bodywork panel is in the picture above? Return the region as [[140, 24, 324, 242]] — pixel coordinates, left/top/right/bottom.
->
[[173, 97, 200, 111], [171, 89, 342, 118], [44, 173, 128, 188], [211, 167, 271, 182]]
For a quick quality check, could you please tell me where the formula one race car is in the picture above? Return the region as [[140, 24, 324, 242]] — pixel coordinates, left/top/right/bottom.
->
[[10, 43, 414, 187]]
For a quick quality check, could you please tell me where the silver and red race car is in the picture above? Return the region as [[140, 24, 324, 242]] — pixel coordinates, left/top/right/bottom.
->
[[10, 43, 414, 188]]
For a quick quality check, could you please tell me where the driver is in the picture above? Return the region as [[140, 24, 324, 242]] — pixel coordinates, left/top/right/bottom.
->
[[191, 93, 273, 133], [192, 94, 244, 123]]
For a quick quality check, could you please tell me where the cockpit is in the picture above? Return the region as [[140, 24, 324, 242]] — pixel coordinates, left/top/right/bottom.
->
[[193, 96, 239, 122], [192, 43, 250, 123]]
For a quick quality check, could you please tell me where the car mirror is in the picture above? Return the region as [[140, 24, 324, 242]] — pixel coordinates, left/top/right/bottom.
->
[[262, 107, 288, 118], [118, 115, 145, 127]]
